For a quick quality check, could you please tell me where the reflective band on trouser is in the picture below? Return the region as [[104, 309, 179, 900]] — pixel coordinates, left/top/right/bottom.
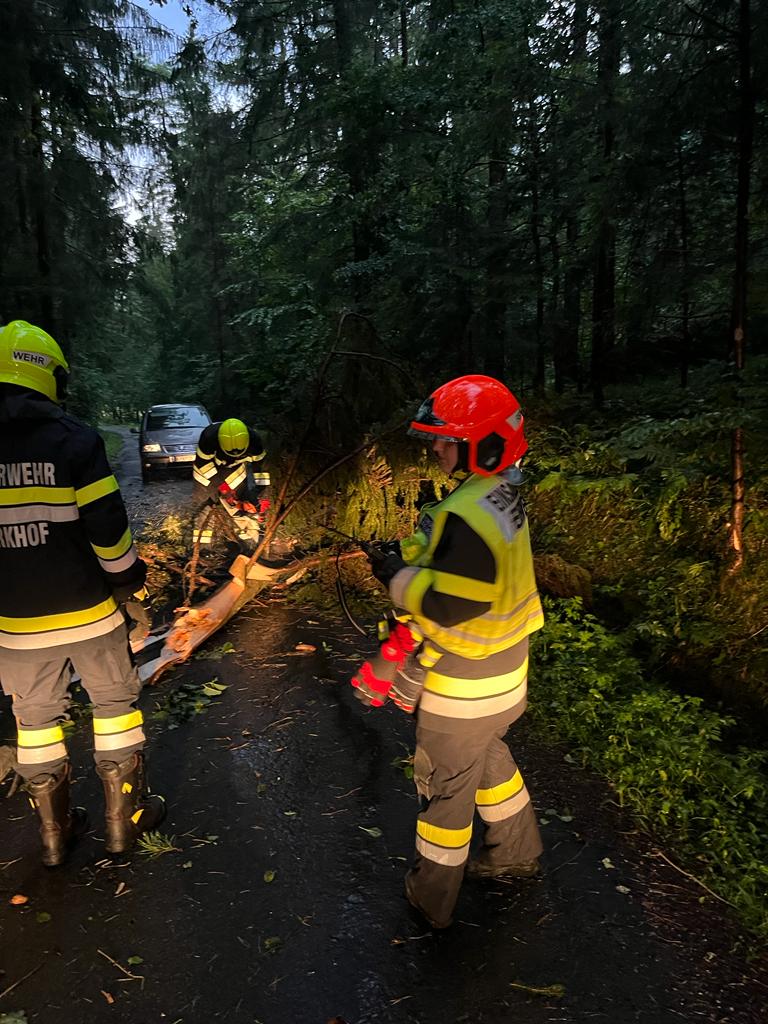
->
[[16, 724, 68, 769], [192, 528, 213, 545], [250, 472, 270, 485], [407, 722, 492, 926], [93, 710, 146, 755], [476, 769, 532, 822], [415, 819, 472, 867], [474, 733, 543, 867]]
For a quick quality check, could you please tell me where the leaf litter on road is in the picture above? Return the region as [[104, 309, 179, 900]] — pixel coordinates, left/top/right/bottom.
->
[[136, 831, 181, 857], [151, 678, 228, 728], [194, 641, 236, 661], [359, 826, 383, 838], [509, 981, 566, 998]]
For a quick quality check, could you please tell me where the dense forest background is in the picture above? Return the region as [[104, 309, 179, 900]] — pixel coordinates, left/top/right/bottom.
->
[[1, 0, 767, 935], [3, 0, 766, 417]]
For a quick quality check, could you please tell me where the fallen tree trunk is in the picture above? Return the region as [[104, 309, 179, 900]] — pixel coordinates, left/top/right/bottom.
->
[[137, 550, 363, 685]]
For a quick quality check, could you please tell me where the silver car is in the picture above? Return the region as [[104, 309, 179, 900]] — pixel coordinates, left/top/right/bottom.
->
[[137, 403, 211, 483]]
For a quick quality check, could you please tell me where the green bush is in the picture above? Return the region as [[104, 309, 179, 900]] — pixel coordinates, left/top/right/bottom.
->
[[531, 598, 768, 938]]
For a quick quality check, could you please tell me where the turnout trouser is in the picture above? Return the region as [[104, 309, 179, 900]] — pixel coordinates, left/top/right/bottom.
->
[[407, 713, 542, 928], [0, 623, 146, 780]]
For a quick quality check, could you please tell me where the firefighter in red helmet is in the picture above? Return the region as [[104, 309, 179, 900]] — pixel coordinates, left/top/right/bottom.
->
[[354, 375, 545, 929]]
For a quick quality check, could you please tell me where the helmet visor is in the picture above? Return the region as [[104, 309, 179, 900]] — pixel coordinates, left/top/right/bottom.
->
[[407, 424, 465, 443], [408, 396, 466, 443]]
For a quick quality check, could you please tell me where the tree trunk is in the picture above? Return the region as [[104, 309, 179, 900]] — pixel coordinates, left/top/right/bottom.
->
[[556, 0, 589, 394], [730, 0, 752, 375], [400, 2, 408, 66], [590, 0, 620, 409], [529, 101, 546, 393], [727, 0, 753, 573], [30, 92, 55, 334], [676, 140, 691, 389], [334, 0, 377, 296], [729, 428, 746, 572], [481, 12, 510, 381], [484, 134, 509, 381], [562, 217, 582, 392]]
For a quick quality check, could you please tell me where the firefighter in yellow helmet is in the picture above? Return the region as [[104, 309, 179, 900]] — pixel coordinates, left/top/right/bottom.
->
[[352, 375, 545, 929], [0, 320, 165, 866], [191, 417, 271, 556]]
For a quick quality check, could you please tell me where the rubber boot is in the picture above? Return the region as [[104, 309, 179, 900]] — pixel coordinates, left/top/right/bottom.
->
[[465, 856, 541, 879], [404, 871, 453, 930], [96, 752, 166, 854], [26, 763, 88, 867]]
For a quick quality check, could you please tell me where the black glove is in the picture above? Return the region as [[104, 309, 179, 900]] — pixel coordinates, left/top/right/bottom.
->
[[367, 543, 407, 588], [120, 586, 152, 642]]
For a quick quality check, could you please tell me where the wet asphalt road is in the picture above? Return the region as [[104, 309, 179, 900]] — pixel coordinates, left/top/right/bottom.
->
[[0, 431, 766, 1023]]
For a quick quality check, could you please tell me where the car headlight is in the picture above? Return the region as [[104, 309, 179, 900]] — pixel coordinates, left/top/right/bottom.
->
[[142, 443, 162, 453]]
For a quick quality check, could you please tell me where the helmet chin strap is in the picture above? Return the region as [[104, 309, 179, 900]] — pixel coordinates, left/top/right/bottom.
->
[[53, 365, 69, 404], [450, 441, 470, 479]]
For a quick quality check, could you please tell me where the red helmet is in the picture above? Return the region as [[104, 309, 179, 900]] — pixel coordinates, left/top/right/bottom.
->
[[408, 375, 527, 476]]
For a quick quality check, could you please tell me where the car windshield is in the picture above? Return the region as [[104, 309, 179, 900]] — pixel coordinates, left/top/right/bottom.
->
[[146, 408, 209, 430]]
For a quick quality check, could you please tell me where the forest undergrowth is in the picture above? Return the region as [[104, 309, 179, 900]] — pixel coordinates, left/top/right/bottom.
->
[[518, 361, 768, 940], [528, 364, 768, 937]]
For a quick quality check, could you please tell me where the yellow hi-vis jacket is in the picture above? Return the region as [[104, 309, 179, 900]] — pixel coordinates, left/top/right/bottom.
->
[[388, 470, 544, 723]]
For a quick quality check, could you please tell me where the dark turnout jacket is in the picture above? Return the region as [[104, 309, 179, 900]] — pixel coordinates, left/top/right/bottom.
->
[[0, 385, 145, 650], [192, 421, 271, 508]]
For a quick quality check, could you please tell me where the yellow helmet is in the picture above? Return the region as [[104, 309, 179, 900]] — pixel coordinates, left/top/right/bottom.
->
[[218, 418, 250, 456], [0, 320, 70, 403]]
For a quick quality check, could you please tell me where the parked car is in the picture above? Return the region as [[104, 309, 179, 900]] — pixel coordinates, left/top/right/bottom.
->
[[136, 403, 211, 483]]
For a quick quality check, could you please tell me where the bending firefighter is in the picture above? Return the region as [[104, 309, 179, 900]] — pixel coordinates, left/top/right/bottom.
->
[[354, 375, 545, 929], [0, 320, 165, 866], [191, 418, 271, 557]]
